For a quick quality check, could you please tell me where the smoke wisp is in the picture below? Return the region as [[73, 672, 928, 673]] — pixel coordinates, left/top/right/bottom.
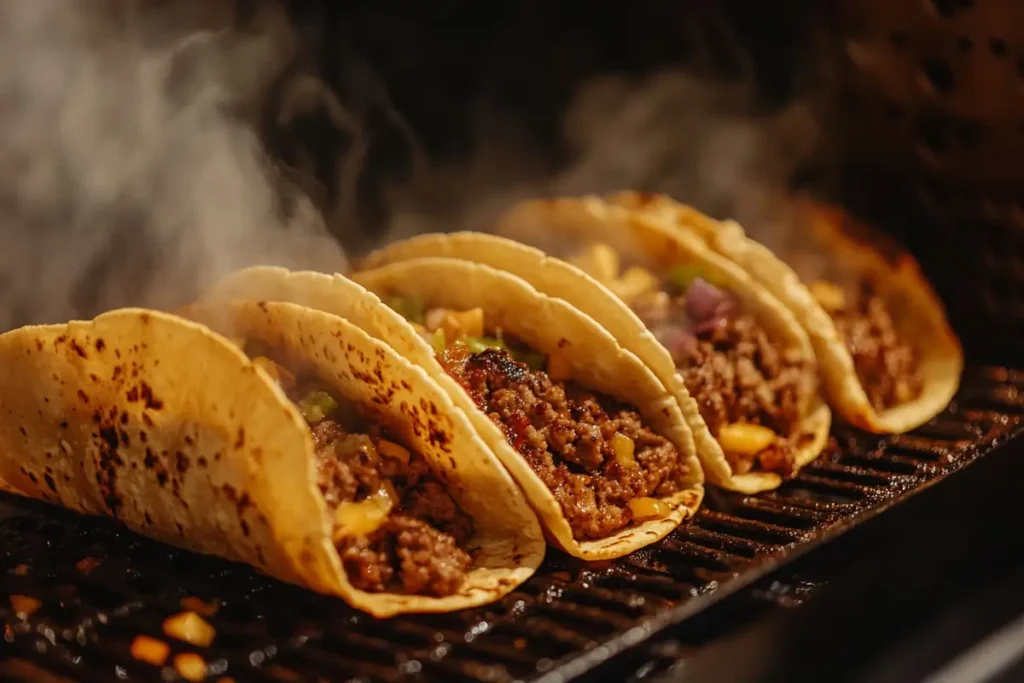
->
[[0, 0, 346, 330]]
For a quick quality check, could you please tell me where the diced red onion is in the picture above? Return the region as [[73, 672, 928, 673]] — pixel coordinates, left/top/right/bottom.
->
[[653, 325, 697, 357], [686, 278, 726, 321]]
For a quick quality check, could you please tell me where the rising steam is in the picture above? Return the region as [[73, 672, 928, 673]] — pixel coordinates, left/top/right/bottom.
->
[[0, 0, 346, 331], [381, 69, 826, 258], [0, 1, 827, 332]]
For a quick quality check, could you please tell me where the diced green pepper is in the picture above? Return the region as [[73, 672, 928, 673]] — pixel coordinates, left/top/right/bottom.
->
[[298, 391, 339, 424], [430, 328, 446, 354], [665, 264, 705, 291], [386, 295, 425, 324], [465, 336, 507, 354]]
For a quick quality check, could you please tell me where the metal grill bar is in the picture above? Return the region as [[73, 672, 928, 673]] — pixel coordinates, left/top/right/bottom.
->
[[0, 365, 1020, 683]]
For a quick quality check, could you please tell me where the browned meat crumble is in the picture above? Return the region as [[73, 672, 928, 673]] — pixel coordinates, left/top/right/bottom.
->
[[441, 346, 690, 540]]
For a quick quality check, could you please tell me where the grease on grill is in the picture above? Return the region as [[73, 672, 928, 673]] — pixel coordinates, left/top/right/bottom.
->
[[0, 366, 1016, 683]]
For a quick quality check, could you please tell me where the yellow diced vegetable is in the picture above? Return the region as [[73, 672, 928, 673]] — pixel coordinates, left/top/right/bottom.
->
[[440, 308, 485, 342], [572, 243, 620, 282], [377, 439, 410, 464], [454, 308, 485, 338], [333, 482, 395, 540], [130, 635, 170, 666], [718, 422, 776, 457], [546, 354, 572, 381], [610, 433, 637, 468], [809, 280, 847, 312], [611, 266, 660, 302], [174, 653, 208, 682], [163, 611, 216, 647], [628, 497, 670, 520], [252, 356, 296, 391]]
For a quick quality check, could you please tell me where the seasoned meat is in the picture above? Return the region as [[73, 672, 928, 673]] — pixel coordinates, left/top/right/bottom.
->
[[443, 347, 690, 540], [830, 289, 923, 411], [311, 416, 473, 597], [340, 515, 472, 597], [638, 290, 814, 476]]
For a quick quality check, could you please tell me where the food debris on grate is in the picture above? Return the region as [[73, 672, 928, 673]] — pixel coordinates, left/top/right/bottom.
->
[[0, 365, 1020, 683]]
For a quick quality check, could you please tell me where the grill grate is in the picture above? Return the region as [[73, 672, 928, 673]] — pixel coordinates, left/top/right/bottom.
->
[[1, 365, 1022, 683]]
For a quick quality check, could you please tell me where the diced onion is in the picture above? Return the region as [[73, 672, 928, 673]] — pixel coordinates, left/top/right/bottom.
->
[[718, 422, 776, 457], [685, 277, 727, 323], [628, 497, 669, 520], [610, 433, 637, 468]]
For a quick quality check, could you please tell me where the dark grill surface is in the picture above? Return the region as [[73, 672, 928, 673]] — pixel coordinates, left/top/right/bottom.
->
[[0, 364, 1022, 683]]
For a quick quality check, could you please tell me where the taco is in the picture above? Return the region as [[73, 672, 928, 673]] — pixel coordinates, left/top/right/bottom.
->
[[359, 200, 832, 494], [607, 191, 963, 434], [0, 305, 544, 617], [199, 262, 705, 559]]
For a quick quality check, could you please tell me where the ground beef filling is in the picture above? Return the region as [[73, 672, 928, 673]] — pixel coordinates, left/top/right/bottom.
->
[[304, 403, 473, 597], [441, 345, 689, 540], [827, 288, 923, 412], [632, 289, 814, 476]]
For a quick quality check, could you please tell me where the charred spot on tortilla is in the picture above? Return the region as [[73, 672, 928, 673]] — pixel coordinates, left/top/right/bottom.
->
[[569, 243, 817, 478], [139, 382, 163, 411], [242, 341, 475, 598], [69, 339, 89, 358], [385, 295, 691, 542]]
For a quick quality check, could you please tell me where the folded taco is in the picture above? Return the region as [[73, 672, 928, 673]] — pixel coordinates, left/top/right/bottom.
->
[[0, 305, 544, 617], [200, 261, 705, 559], [359, 199, 831, 494], [607, 191, 963, 434]]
